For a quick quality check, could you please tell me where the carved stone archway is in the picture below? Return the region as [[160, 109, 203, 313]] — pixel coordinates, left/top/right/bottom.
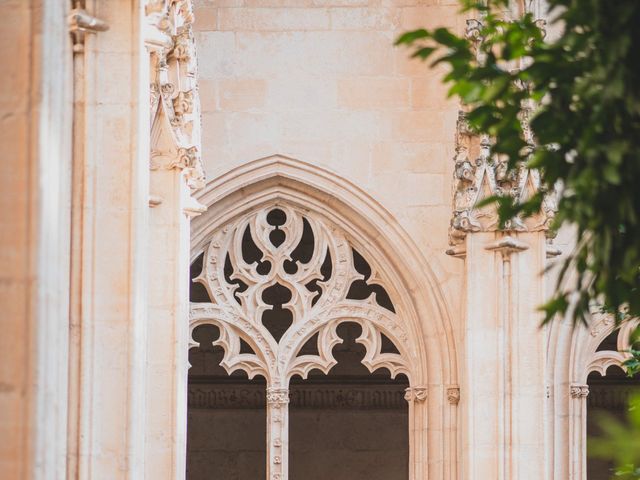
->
[[189, 155, 458, 480]]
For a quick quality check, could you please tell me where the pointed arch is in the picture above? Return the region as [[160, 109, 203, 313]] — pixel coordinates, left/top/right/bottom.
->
[[192, 154, 456, 388], [190, 154, 459, 479], [547, 311, 640, 479]]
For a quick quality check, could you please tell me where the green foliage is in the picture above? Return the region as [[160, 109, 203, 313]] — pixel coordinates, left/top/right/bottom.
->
[[589, 393, 640, 479], [623, 327, 640, 377], [396, 0, 640, 325]]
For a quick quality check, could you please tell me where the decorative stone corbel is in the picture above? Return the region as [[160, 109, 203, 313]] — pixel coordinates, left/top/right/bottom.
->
[[68, 7, 109, 52], [446, 386, 461, 405], [485, 235, 529, 259], [570, 384, 589, 398], [404, 386, 428, 403]]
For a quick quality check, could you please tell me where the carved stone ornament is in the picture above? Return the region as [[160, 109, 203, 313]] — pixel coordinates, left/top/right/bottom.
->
[[146, 0, 204, 189], [585, 316, 640, 378], [266, 387, 290, 406], [190, 202, 413, 480], [448, 18, 557, 251], [446, 386, 460, 405], [189, 202, 412, 389], [404, 386, 428, 403], [449, 110, 555, 248], [570, 384, 589, 399]]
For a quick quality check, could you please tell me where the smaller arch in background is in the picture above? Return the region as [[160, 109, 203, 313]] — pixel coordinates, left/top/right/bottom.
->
[[581, 314, 638, 382], [549, 311, 640, 480]]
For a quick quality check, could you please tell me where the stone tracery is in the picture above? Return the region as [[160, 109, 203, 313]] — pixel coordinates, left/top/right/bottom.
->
[[190, 203, 410, 386], [189, 201, 412, 479]]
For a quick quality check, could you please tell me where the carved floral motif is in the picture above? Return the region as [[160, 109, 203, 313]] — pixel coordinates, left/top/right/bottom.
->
[[146, 0, 204, 189], [404, 386, 428, 403], [267, 388, 290, 406], [448, 19, 556, 249]]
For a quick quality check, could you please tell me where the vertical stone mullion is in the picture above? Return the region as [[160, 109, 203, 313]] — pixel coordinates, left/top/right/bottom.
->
[[266, 387, 290, 480], [405, 386, 428, 480], [569, 384, 589, 480]]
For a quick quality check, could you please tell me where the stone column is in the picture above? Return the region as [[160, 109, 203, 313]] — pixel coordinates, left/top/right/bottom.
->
[[446, 385, 461, 480], [569, 384, 589, 480], [405, 386, 428, 480], [266, 387, 290, 480], [457, 232, 548, 480]]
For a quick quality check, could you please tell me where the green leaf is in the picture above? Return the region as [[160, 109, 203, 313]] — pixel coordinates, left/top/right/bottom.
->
[[395, 29, 430, 46]]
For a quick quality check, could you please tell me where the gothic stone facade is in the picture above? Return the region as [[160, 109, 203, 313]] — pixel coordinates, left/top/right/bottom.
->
[[1, 1, 634, 479]]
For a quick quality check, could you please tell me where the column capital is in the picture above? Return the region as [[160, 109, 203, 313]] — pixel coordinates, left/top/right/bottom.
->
[[570, 384, 590, 398], [404, 386, 428, 403], [266, 387, 290, 406], [446, 386, 461, 405]]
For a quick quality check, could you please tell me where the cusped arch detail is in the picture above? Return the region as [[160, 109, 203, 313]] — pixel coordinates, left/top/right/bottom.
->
[[547, 311, 639, 479], [190, 154, 457, 389], [569, 312, 639, 384]]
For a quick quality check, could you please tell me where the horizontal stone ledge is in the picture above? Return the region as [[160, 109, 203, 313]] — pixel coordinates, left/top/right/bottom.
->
[[587, 384, 640, 410], [188, 383, 408, 410]]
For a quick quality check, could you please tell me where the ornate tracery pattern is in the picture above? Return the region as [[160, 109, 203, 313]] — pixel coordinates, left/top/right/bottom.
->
[[190, 204, 409, 385], [189, 202, 411, 479]]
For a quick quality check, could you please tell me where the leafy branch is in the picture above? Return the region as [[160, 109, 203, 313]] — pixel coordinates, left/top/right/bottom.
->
[[396, 0, 640, 325]]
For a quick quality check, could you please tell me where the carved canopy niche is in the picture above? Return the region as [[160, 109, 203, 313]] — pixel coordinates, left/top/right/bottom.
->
[[189, 202, 411, 389]]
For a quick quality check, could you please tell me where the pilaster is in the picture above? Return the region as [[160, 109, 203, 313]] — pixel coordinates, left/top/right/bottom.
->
[[458, 231, 547, 479], [447, 17, 554, 477]]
